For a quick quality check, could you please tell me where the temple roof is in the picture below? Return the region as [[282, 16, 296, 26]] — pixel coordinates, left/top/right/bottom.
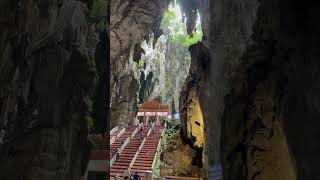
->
[[137, 101, 169, 113]]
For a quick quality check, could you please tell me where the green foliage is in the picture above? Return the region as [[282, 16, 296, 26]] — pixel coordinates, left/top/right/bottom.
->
[[85, 95, 94, 112], [167, 118, 176, 122], [87, 56, 97, 81], [137, 59, 145, 71], [165, 77, 172, 98], [152, 52, 161, 84], [97, 20, 105, 32], [86, 0, 107, 32], [86, 57, 98, 94], [161, 4, 203, 47], [172, 30, 203, 47], [162, 10, 176, 28], [155, 53, 161, 69], [152, 150, 161, 176], [161, 126, 178, 151], [86, 116, 94, 129], [89, 0, 107, 18], [85, 97, 94, 129]]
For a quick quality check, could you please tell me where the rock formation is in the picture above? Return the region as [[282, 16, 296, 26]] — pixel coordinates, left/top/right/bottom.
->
[[138, 31, 190, 113], [179, 0, 320, 179], [178, 0, 211, 177], [110, 0, 171, 127], [0, 0, 108, 179], [179, 42, 209, 149], [0, 0, 319, 179], [162, 35, 190, 112], [215, 1, 320, 179], [160, 129, 201, 177]]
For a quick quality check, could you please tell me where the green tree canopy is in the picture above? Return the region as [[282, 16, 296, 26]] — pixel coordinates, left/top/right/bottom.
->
[[161, 3, 202, 47]]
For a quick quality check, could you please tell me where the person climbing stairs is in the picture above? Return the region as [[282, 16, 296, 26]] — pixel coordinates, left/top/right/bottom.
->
[[130, 125, 162, 177], [110, 126, 150, 177]]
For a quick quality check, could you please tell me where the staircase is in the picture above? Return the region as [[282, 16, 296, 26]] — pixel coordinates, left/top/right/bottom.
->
[[130, 125, 162, 177], [110, 126, 136, 159], [110, 126, 150, 177], [110, 128, 121, 141], [165, 176, 200, 180]]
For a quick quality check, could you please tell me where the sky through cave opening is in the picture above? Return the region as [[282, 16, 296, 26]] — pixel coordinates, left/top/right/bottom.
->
[[137, 2, 203, 114]]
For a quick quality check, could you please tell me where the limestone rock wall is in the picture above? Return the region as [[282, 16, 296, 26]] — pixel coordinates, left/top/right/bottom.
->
[[110, 0, 171, 127], [208, 0, 258, 178], [179, 0, 320, 179], [0, 0, 107, 179], [178, 0, 211, 177], [160, 133, 202, 177], [210, 0, 320, 180], [93, 29, 109, 134], [179, 42, 209, 149], [162, 36, 190, 113], [138, 38, 166, 104], [138, 33, 190, 112]]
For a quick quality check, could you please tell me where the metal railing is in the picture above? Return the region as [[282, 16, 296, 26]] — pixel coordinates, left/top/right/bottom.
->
[[110, 127, 125, 145], [151, 128, 164, 171], [129, 124, 154, 169], [158, 167, 202, 180], [129, 137, 146, 169], [110, 126, 118, 135], [110, 124, 141, 167], [117, 127, 126, 138]]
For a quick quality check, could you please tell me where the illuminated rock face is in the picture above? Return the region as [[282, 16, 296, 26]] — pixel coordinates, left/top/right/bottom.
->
[[186, 89, 204, 148], [180, 0, 320, 179], [222, 78, 298, 180], [179, 40, 210, 177]]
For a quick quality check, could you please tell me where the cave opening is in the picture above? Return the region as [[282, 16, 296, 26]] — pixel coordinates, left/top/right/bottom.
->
[[136, 1, 201, 109], [131, 1, 206, 178], [109, 0, 207, 178], [2, 0, 320, 180]]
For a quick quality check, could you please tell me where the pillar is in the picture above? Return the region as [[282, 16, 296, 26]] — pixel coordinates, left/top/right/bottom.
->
[[156, 113, 160, 126], [146, 116, 149, 126], [134, 116, 139, 125], [144, 171, 153, 180]]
